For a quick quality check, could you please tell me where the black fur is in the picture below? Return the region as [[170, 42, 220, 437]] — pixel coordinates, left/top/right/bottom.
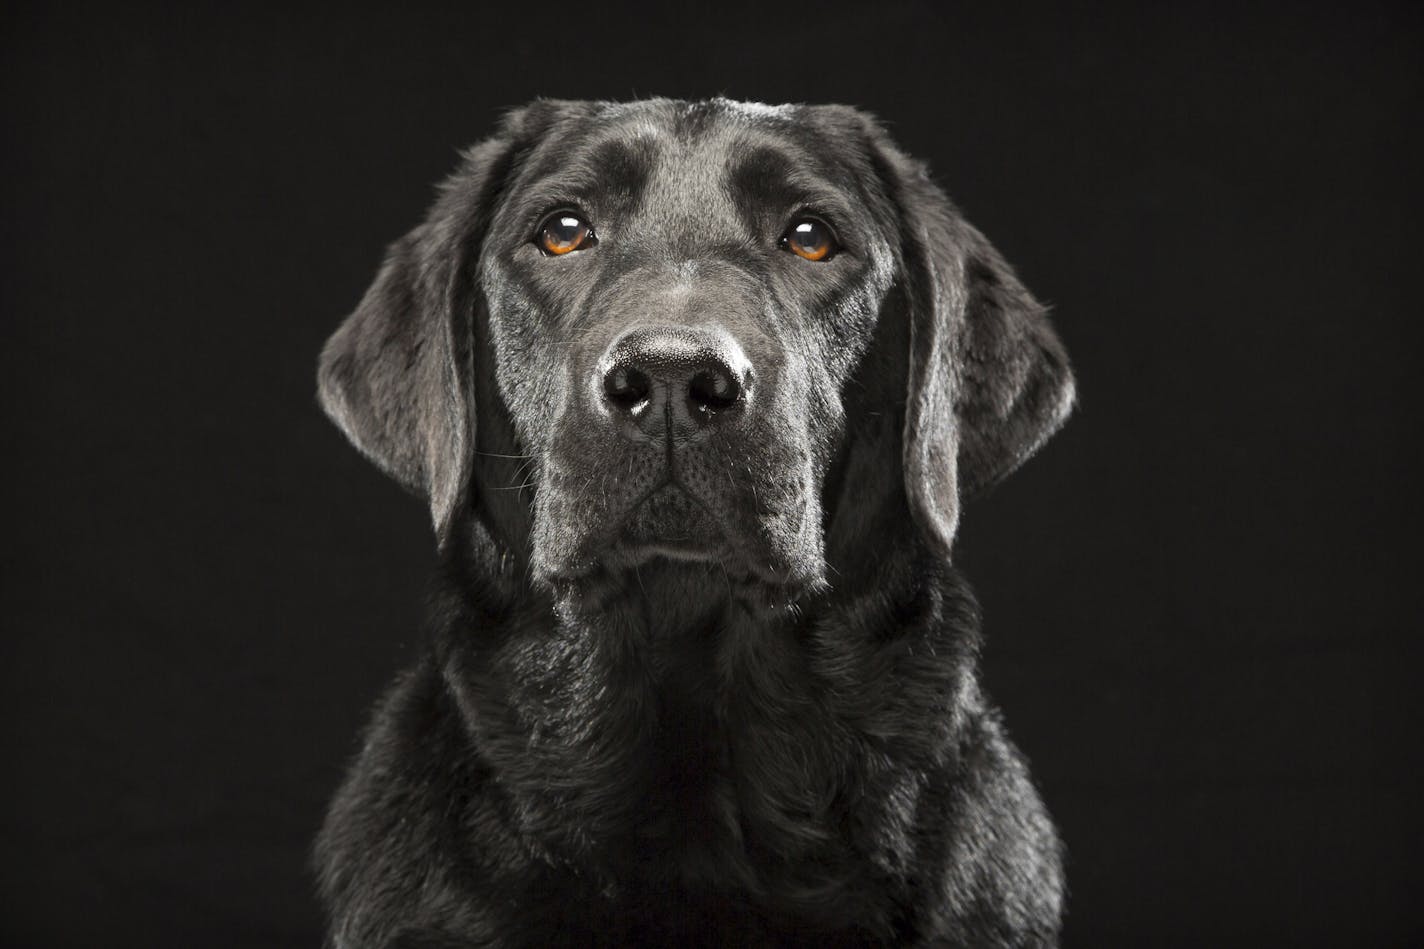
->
[[315, 98, 1074, 948]]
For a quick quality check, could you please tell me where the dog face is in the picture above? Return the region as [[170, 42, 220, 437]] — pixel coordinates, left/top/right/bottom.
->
[[318, 99, 1073, 597], [479, 101, 904, 592]]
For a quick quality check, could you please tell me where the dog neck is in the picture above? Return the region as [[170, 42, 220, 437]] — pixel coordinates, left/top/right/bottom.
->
[[427, 519, 981, 907]]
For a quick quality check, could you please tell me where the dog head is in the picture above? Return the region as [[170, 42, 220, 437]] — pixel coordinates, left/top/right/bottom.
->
[[318, 99, 1073, 598]]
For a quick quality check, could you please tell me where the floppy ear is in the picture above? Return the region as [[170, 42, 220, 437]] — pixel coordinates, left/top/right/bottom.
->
[[879, 141, 1075, 559], [317, 126, 522, 547]]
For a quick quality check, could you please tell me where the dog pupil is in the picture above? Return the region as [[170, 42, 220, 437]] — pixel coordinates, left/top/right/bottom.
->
[[554, 216, 581, 245]]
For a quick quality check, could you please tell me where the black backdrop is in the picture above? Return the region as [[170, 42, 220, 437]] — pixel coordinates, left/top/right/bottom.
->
[[3, 3, 1421, 947]]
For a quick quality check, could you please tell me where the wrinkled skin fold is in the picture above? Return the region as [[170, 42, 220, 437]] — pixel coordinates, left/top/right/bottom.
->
[[315, 98, 1075, 948]]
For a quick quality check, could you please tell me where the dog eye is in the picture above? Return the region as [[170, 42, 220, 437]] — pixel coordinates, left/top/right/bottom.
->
[[781, 218, 837, 262], [537, 212, 597, 256]]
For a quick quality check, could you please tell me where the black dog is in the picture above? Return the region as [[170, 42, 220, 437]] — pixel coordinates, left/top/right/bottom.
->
[[315, 98, 1074, 948]]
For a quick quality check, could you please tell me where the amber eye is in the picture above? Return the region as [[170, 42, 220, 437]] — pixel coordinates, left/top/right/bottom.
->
[[537, 212, 596, 255], [781, 218, 837, 262]]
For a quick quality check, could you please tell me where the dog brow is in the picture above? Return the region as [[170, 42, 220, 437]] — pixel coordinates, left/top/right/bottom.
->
[[521, 132, 659, 215], [724, 144, 856, 236]]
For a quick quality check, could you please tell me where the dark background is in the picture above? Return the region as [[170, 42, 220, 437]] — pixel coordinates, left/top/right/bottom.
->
[[3, 3, 1421, 946]]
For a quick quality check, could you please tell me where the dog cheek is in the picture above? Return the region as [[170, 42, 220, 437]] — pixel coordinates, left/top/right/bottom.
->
[[528, 501, 592, 584], [719, 413, 827, 588], [781, 370, 843, 580], [483, 277, 569, 447]]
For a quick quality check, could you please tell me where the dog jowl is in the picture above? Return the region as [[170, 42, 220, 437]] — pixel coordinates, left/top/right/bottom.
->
[[316, 98, 1074, 948]]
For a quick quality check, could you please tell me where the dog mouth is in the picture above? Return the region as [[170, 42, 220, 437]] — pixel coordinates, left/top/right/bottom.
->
[[532, 455, 821, 599], [605, 483, 731, 567], [541, 479, 815, 614]]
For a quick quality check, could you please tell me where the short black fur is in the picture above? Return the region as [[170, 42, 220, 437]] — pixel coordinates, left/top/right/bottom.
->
[[315, 98, 1075, 948]]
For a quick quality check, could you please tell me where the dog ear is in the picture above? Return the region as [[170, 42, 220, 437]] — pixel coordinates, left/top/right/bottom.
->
[[316, 117, 527, 547], [875, 136, 1075, 559]]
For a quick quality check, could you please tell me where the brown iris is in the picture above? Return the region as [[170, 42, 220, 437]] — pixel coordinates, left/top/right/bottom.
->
[[782, 218, 837, 261], [538, 212, 596, 255]]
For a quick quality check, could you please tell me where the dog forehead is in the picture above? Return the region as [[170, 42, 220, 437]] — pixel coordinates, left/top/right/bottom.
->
[[517, 99, 862, 233]]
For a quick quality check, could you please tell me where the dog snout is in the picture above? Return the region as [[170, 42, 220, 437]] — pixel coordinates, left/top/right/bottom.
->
[[599, 326, 752, 441]]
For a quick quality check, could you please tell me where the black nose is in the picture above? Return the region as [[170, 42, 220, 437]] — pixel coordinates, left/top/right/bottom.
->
[[600, 326, 751, 440]]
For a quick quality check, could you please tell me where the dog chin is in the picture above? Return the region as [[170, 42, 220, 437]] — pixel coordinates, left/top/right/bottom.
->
[[543, 560, 820, 621], [531, 484, 826, 610], [534, 545, 822, 619]]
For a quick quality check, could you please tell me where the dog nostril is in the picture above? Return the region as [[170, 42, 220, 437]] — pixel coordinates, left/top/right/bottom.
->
[[604, 365, 652, 408], [688, 367, 741, 412]]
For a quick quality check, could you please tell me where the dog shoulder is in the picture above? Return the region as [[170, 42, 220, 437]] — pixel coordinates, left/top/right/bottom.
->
[[911, 706, 1065, 947], [314, 661, 530, 947]]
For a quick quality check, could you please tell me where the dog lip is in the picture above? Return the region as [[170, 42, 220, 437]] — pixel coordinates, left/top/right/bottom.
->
[[539, 480, 817, 593], [605, 540, 725, 567], [532, 559, 601, 586]]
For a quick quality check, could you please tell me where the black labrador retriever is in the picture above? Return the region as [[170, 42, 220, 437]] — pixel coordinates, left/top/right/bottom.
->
[[315, 98, 1074, 948]]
